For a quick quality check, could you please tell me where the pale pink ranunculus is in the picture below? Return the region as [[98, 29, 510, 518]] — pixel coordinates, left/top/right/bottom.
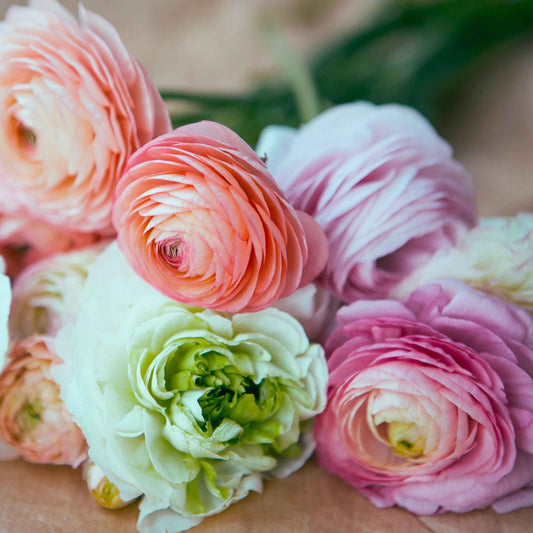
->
[[0, 213, 101, 278], [9, 241, 108, 340], [112, 121, 328, 313], [315, 281, 533, 515], [0, 336, 87, 466], [257, 102, 477, 302], [0, 0, 171, 233]]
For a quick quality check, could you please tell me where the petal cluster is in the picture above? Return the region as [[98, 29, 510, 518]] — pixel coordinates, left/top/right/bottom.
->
[[257, 102, 476, 301], [113, 121, 328, 312]]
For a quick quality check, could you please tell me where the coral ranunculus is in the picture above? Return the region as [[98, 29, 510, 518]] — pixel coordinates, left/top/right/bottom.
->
[[257, 102, 476, 302], [0, 0, 171, 232], [0, 336, 87, 465], [113, 121, 328, 313], [315, 281, 533, 514]]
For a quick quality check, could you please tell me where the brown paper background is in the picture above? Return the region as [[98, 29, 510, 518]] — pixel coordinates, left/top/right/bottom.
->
[[0, 1, 532, 531]]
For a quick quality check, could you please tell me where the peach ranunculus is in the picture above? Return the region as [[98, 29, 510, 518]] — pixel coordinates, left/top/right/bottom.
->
[[256, 102, 476, 302], [0, 213, 101, 278], [112, 121, 328, 313], [9, 241, 108, 340], [0, 0, 171, 233], [0, 336, 87, 465]]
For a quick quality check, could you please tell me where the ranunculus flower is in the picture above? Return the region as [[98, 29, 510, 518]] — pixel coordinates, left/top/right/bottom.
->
[[0, 266, 9, 370], [0, 0, 171, 233], [55, 243, 327, 532], [0, 336, 87, 465], [315, 281, 533, 514], [84, 459, 137, 510], [9, 241, 108, 340], [256, 102, 476, 301], [113, 121, 328, 313], [394, 213, 533, 310], [0, 213, 101, 278]]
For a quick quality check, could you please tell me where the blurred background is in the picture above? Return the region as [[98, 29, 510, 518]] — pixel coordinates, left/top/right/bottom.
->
[[0, 0, 532, 216]]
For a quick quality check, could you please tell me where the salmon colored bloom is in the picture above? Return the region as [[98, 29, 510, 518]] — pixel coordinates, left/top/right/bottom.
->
[[113, 121, 328, 313], [0, 0, 171, 233], [0, 336, 87, 465]]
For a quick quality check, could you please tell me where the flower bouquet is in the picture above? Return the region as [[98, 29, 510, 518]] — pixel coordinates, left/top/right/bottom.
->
[[0, 1, 532, 532]]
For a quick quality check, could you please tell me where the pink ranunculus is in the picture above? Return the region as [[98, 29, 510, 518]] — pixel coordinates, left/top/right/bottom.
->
[[0, 213, 101, 278], [0, 0, 171, 233], [315, 281, 533, 514], [257, 102, 477, 301], [0, 336, 87, 466], [112, 121, 328, 313]]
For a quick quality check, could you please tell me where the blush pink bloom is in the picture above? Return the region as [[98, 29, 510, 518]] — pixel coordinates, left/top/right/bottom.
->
[[0, 0, 171, 233], [256, 102, 477, 301], [315, 281, 533, 514], [0, 336, 87, 466], [113, 121, 328, 313], [0, 213, 101, 278]]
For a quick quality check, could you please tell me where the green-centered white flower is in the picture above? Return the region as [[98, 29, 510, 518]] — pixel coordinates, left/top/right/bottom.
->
[[394, 213, 533, 310], [55, 242, 327, 533]]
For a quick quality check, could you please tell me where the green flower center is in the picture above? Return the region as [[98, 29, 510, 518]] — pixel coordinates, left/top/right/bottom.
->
[[146, 339, 288, 443]]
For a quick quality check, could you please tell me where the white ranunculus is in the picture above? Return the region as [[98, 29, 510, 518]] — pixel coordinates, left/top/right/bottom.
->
[[393, 213, 533, 310], [54, 242, 327, 532], [0, 265, 10, 371]]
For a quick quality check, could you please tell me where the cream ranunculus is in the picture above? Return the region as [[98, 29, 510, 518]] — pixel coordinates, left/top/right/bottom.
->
[[9, 241, 108, 340], [393, 213, 533, 309], [55, 242, 327, 532]]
